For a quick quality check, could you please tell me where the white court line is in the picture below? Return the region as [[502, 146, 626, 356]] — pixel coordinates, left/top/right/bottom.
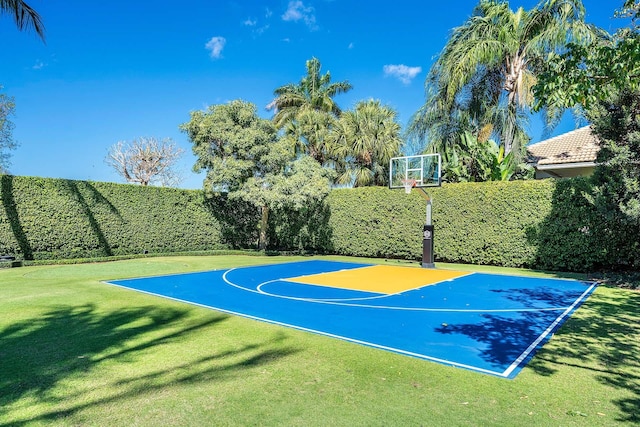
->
[[502, 282, 598, 377], [107, 264, 599, 379], [256, 280, 390, 302], [103, 279, 508, 378], [279, 270, 477, 302], [224, 268, 571, 313]]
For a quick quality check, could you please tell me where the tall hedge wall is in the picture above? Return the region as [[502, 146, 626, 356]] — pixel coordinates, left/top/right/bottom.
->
[[326, 181, 555, 268], [2, 174, 636, 272], [0, 175, 224, 260]]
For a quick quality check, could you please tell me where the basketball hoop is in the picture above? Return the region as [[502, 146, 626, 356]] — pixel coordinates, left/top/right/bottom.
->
[[390, 154, 441, 269], [401, 179, 416, 194]]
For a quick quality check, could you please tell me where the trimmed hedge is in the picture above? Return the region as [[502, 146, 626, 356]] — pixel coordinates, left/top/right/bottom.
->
[[2, 174, 637, 272], [327, 181, 555, 268], [531, 177, 639, 272], [323, 180, 638, 271], [327, 187, 424, 259], [0, 175, 224, 260]]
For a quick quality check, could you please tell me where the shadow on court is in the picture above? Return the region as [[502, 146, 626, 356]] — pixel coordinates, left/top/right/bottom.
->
[[526, 289, 640, 424], [435, 310, 559, 366], [0, 304, 299, 426], [490, 286, 584, 309]]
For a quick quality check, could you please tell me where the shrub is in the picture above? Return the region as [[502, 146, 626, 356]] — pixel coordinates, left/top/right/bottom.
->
[[327, 181, 554, 267], [2, 174, 637, 273], [0, 175, 224, 260]]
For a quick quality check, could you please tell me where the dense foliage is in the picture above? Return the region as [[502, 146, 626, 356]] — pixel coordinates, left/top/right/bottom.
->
[[181, 100, 332, 250], [268, 58, 402, 186], [438, 131, 532, 182], [409, 0, 602, 178], [332, 99, 402, 187], [1, 175, 637, 272], [533, 0, 640, 271], [327, 182, 554, 267], [534, 1, 640, 110], [0, 175, 224, 260]]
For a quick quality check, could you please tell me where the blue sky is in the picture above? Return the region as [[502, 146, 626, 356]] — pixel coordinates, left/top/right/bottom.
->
[[1, 0, 628, 189]]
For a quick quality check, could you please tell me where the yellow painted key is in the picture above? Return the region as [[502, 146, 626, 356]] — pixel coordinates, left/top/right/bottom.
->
[[285, 265, 468, 294]]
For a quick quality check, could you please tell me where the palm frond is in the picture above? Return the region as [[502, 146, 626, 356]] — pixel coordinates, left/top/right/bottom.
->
[[1, 0, 45, 40]]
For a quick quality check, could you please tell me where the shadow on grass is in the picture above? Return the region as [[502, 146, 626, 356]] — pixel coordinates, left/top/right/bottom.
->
[[527, 289, 640, 424], [0, 304, 300, 425]]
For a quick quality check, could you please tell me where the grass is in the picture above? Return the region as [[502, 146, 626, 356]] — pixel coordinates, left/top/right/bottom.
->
[[0, 255, 638, 426]]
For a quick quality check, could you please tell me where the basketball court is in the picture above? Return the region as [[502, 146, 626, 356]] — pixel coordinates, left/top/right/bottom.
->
[[106, 154, 596, 378], [105, 260, 597, 379]]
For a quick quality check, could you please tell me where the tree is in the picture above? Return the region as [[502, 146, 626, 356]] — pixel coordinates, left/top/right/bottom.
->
[[534, 1, 640, 267], [0, 88, 17, 174], [332, 99, 402, 187], [237, 155, 334, 249], [1, 0, 45, 40], [534, 1, 640, 110], [180, 100, 332, 250], [280, 109, 339, 166], [105, 137, 184, 187], [268, 57, 352, 164], [409, 0, 601, 159]]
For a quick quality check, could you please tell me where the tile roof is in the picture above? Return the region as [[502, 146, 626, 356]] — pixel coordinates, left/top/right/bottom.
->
[[527, 126, 600, 166]]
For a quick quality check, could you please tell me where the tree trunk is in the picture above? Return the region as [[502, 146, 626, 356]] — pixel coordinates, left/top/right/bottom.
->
[[258, 205, 269, 250], [503, 103, 517, 155]]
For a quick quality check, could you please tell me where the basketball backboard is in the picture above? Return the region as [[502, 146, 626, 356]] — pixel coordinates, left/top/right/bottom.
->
[[389, 153, 441, 190]]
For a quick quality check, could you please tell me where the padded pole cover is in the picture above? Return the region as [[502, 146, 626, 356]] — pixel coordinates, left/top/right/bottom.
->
[[422, 225, 435, 268]]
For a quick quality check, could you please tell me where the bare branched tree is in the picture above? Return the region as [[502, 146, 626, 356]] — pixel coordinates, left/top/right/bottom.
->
[[0, 88, 17, 174], [106, 137, 184, 187]]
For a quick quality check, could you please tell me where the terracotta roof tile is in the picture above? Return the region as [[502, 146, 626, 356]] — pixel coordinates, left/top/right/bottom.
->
[[527, 126, 600, 166]]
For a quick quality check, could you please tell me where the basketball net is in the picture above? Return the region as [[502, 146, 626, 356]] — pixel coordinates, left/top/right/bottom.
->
[[401, 179, 416, 194]]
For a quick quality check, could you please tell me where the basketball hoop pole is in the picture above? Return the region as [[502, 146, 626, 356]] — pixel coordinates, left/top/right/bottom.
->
[[421, 190, 432, 226], [417, 188, 435, 268]]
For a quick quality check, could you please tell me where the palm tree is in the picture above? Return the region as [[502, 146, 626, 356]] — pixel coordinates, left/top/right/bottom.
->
[[268, 57, 352, 164], [332, 100, 402, 187], [281, 109, 338, 165], [1, 0, 45, 40], [409, 0, 603, 159]]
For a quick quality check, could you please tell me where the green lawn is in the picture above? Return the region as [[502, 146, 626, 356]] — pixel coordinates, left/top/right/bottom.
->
[[1, 255, 638, 426]]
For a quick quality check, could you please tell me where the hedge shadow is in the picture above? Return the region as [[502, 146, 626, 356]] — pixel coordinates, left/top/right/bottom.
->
[[0, 175, 33, 259]]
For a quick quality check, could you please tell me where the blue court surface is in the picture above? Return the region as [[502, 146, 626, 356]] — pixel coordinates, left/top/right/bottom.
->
[[105, 260, 597, 379]]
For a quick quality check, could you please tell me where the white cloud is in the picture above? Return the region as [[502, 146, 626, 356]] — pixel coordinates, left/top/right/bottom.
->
[[282, 1, 317, 30], [348, 42, 354, 49], [32, 60, 46, 70], [243, 17, 269, 35], [255, 24, 270, 35], [205, 36, 226, 59], [383, 64, 422, 84]]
